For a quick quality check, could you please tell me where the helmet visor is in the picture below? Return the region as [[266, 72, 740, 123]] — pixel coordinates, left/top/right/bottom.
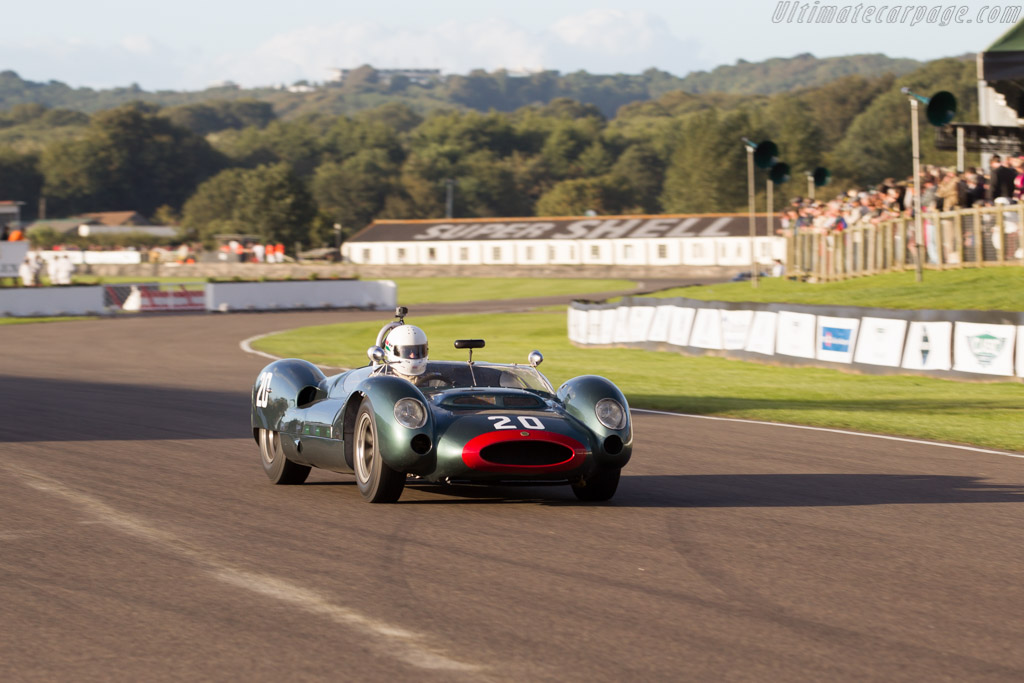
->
[[397, 343, 428, 360]]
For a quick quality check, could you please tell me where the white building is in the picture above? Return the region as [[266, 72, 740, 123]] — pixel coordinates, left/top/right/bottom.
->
[[342, 214, 784, 268]]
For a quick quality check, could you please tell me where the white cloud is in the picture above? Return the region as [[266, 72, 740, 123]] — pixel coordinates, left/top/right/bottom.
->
[[0, 13, 707, 90], [215, 13, 705, 87]]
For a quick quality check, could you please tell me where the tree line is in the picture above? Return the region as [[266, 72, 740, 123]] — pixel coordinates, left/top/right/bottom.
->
[[0, 56, 977, 250]]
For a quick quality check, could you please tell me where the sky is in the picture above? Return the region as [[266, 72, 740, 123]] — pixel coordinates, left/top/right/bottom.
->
[[1, 1, 1017, 90]]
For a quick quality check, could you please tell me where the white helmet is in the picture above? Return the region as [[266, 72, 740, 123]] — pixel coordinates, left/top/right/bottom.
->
[[384, 324, 428, 377]]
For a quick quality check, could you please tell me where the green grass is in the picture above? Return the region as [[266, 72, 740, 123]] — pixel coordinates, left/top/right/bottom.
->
[[645, 267, 1024, 311], [71, 275, 206, 285], [388, 278, 637, 305], [0, 316, 97, 325], [253, 311, 1024, 453]]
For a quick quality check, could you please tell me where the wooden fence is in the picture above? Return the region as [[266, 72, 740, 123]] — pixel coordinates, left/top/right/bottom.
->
[[786, 205, 1024, 281]]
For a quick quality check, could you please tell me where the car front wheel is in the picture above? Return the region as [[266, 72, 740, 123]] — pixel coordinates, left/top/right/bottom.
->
[[571, 467, 620, 502], [259, 428, 310, 484], [353, 400, 405, 503]]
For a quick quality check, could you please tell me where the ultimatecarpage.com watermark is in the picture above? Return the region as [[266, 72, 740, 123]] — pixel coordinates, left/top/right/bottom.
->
[[772, 2, 1020, 25]]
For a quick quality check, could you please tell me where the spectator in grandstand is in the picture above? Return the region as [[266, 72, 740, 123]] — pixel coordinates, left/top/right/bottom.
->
[[935, 169, 965, 211], [965, 171, 986, 207], [19, 257, 34, 286], [252, 243, 266, 263], [990, 155, 1018, 201]]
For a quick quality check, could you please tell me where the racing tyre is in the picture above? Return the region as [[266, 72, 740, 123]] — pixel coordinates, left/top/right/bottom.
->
[[571, 467, 620, 502], [259, 428, 310, 484], [353, 400, 405, 503]]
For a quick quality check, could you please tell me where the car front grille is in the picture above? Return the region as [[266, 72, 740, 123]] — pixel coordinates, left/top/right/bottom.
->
[[479, 441, 574, 467]]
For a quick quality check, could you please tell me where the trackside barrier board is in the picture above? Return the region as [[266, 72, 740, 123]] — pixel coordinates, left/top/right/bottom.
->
[[690, 308, 722, 349], [953, 322, 1016, 376], [721, 310, 754, 350], [568, 297, 1024, 381], [776, 311, 817, 359], [854, 317, 908, 367], [816, 316, 859, 364], [902, 322, 953, 372], [206, 280, 396, 312], [0, 286, 105, 316], [1018, 326, 1024, 378], [746, 311, 777, 356]]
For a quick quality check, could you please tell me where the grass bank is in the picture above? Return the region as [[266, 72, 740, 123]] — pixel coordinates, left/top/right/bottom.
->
[[645, 267, 1024, 311], [253, 311, 1024, 453]]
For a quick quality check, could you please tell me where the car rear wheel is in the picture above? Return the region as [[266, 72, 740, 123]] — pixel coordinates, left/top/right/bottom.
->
[[571, 467, 620, 502], [259, 428, 310, 484], [353, 400, 405, 503]]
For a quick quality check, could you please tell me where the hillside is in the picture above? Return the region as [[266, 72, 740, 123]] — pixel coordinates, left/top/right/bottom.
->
[[0, 53, 923, 119]]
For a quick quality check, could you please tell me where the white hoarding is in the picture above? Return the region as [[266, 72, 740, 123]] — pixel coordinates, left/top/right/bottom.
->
[[646, 305, 676, 343], [587, 310, 604, 345], [0, 241, 29, 277], [953, 322, 1016, 376], [598, 308, 618, 344], [853, 317, 908, 367], [626, 306, 656, 343], [690, 308, 723, 349], [721, 310, 754, 350], [816, 316, 860, 364], [666, 307, 697, 347], [745, 311, 777, 356], [902, 322, 953, 371], [775, 311, 817, 358], [1018, 326, 1024, 378], [612, 305, 632, 343]]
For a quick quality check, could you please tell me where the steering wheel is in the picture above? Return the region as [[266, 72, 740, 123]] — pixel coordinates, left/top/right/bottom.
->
[[416, 372, 451, 388]]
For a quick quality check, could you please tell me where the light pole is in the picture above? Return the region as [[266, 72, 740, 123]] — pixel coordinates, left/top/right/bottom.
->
[[742, 138, 779, 288], [333, 222, 343, 262], [444, 178, 455, 219], [900, 87, 957, 283]]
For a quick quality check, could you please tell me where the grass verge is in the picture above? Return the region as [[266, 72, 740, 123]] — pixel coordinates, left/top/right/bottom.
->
[[0, 316, 97, 325], [252, 311, 1024, 453], [389, 278, 637, 305], [645, 267, 1024, 311]]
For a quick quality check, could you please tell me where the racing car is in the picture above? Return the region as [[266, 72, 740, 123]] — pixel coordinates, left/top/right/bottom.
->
[[250, 307, 632, 503]]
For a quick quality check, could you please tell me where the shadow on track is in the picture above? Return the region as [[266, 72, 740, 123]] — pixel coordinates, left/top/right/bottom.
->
[[0, 375, 245, 442], [395, 474, 1024, 507]]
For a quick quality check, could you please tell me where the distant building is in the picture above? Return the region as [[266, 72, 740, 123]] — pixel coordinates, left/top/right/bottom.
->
[[328, 68, 443, 86], [342, 214, 784, 268], [0, 201, 24, 230], [78, 211, 149, 227]]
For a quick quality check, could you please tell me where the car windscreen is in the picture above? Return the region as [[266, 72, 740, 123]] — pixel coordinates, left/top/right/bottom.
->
[[418, 361, 553, 393]]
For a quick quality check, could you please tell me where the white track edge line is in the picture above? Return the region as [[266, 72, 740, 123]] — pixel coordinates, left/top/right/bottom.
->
[[632, 408, 1024, 459], [241, 333, 1022, 461]]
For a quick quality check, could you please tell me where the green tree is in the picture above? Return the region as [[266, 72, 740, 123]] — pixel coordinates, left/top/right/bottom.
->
[[40, 103, 224, 216]]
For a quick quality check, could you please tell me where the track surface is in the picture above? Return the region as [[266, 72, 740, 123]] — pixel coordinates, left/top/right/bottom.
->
[[2, 299, 1024, 681]]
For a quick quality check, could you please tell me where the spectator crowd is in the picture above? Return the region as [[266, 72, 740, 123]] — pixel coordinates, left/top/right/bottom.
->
[[780, 154, 1024, 234]]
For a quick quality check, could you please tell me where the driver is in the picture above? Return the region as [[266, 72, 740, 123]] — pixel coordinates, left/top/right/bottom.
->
[[383, 324, 429, 381]]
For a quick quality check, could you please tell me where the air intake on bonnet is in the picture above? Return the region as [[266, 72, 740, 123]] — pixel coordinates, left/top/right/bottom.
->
[[479, 441, 574, 467]]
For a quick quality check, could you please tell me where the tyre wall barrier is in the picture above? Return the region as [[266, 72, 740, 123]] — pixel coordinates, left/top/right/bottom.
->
[[0, 286, 106, 317], [205, 279, 397, 312], [568, 297, 1024, 381]]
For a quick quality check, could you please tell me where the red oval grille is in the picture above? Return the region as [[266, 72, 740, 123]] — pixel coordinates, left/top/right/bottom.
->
[[479, 441, 574, 467]]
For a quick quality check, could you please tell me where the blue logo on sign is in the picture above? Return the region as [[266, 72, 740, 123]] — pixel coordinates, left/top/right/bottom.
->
[[821, 327, 851, 352]]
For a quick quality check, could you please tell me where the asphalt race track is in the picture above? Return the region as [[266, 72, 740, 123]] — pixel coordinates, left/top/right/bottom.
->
[[2, 299, 1024, 682]]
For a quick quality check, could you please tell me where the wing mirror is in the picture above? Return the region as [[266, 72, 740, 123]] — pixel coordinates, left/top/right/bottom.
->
[[528, 350, 543, 367], [367, 346, 386, 364]]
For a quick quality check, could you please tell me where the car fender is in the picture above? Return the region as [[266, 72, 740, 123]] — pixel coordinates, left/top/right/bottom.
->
[[347, 374, 435, 472], [557, 375, 633, 468], [251, 359, 327, 437]]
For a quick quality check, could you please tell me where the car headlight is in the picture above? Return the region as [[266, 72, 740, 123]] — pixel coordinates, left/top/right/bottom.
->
[[595, 398, 626, 430], [394, 398, 427, 429]]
